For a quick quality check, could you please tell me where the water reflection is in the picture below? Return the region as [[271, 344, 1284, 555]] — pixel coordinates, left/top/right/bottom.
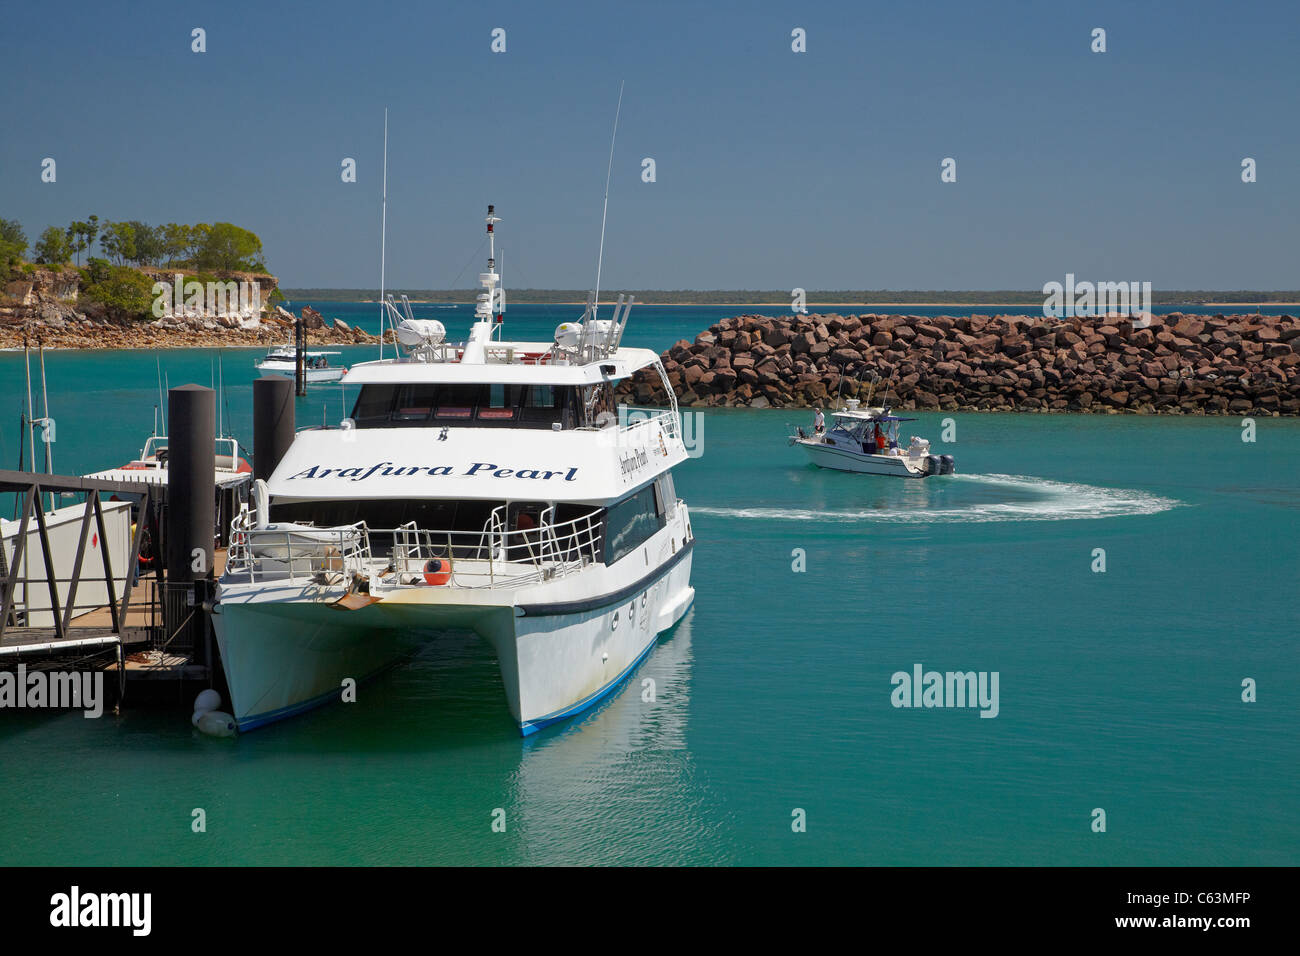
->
[[503, 610, 730, 864]]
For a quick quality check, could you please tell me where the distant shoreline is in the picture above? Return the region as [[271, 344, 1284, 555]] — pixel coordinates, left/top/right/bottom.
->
[[285, 298, 1300, 309], [281, 289, 1300, 308]]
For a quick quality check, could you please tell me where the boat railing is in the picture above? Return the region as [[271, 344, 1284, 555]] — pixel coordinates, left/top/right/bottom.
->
[[620, 406, 680, 441], [226, 506, 605, 589], [385, 507, 604, 588], [226, 511, 372, 582]]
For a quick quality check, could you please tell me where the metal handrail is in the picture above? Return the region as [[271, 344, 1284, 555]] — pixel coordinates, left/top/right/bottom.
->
[[620, 406, 680, 441], [225, 506, 604, 588]]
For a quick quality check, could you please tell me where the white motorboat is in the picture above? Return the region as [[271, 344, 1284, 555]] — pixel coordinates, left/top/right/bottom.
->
[[212, 206, 696, 735], [85, 431, 254, 565], [88, 433, 253, 485], [256, 347, 347, 383], [789, 399, 955, 478]]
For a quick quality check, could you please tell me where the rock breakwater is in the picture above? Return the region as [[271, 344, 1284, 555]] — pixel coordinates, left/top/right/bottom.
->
[[615, 312, 1300, 415]]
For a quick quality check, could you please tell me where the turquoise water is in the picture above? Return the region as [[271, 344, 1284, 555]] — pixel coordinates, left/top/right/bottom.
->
[[1, 306, 1296, 865]]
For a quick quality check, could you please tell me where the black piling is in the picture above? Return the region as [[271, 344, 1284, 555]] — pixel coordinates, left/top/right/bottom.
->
[[253, 376, 295, 482], [294, 315, 307, 396], [164, 385, 215, 656]]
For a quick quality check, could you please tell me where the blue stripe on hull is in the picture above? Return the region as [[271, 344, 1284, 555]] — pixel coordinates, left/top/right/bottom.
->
[[234, 659, 403, 732], [517, 592, 695, 736]]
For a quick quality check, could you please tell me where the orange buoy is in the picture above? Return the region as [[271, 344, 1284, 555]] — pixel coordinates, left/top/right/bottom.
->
[[422, 558, 451, 586]]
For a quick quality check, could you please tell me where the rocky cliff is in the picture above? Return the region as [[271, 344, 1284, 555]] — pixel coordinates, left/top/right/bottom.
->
[[0, 295, 376, 349], [616, 312, 1300, 415]]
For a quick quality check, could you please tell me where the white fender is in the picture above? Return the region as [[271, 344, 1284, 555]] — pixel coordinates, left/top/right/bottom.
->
[[197, 711, 237, 737], [193, 689, 222, 716], [252, 479, 270, 529]]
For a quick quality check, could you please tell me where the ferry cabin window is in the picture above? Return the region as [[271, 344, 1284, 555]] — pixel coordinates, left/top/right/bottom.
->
[[353, 385, 399, 426], [603, 483, 666, 566], [394, 384, 439, 422], [479, 383, 519, 421], [350, 384, 577, 429]]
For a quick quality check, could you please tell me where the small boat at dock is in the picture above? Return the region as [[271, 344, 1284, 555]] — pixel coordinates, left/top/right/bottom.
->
[[256, 347, 347, 383]]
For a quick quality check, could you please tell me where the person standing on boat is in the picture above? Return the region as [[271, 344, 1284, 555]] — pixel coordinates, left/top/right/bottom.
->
[[813, 407, 825, 435]]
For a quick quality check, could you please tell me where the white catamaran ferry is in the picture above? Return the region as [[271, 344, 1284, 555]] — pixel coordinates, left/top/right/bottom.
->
[[212, 207, 695, 734]]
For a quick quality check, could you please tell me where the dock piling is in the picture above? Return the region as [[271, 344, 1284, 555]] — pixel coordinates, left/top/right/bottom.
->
[[253, 377, 295, 482]]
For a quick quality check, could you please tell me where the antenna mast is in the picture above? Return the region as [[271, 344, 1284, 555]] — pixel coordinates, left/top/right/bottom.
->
[[593, 81, 624, 323], [378, 108, 389, 360], [476, 204, 502, 329]]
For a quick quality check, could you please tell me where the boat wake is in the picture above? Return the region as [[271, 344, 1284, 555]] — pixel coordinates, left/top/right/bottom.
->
[[690, 474, 1182, 525]]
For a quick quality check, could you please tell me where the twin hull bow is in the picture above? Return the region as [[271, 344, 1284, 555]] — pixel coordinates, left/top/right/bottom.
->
[[212, 512, 695, 735]]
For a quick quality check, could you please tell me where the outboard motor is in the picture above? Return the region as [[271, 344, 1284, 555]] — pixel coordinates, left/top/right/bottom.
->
[[927, 454, 942, 476], [940, 454, 956, 475]]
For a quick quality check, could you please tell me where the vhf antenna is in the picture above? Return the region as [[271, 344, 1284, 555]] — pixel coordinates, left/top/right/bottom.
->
[[378, 107, 388, 360], [592, 81, 624, 323]]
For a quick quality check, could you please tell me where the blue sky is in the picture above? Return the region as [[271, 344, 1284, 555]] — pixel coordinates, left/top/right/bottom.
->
[[2, 0, 1296, 290]]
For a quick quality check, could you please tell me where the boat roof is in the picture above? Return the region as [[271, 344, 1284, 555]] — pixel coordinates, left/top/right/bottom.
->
[[343, 345, 663, 386], [831, 407, 917, 423], [84, 466, 252, 488]]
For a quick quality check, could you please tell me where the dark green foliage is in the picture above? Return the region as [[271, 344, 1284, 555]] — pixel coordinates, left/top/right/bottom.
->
[[0, 217, 27, 265], [33, 226, 74, 264], [81, 260, 156, 318], [193, 222, 265, 272]]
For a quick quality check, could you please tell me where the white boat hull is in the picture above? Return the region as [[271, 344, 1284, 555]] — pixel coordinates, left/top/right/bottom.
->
[[212, 530, 695, 735], [794, 438, 930, 477], [257, 362, 346, 384]]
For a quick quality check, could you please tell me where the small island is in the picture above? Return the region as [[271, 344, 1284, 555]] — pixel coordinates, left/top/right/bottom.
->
[[0, 216, 373, 348]]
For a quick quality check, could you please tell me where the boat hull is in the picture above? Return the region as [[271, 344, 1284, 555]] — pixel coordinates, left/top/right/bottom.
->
[[257, 364, 347, 384], [795, 439, 929, 477], [211, 547, 695, 735]]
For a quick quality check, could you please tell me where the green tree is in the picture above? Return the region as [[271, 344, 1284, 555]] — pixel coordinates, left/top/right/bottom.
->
[[66, 215, 100, 265], [186, 223, 210, 265], [33, 226, 73, 264], [159, 223, 190, 267], [126, 221, 163, 265], [85, 214, 100, 257], [66, 223, 86, 264], [0, 218, 28, 265], [194, 221, 265, 272], [100, 221, 137, 265]]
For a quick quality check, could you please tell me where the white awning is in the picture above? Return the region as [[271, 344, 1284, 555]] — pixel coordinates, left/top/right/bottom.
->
[[341, 346, 662, 386]]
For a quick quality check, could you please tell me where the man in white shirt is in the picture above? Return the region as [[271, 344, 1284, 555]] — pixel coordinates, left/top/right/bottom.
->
[[813, 407, 825, 434]]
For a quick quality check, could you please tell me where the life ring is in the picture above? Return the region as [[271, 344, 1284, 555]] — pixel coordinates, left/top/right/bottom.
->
[[422, 558, 451, 586]]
